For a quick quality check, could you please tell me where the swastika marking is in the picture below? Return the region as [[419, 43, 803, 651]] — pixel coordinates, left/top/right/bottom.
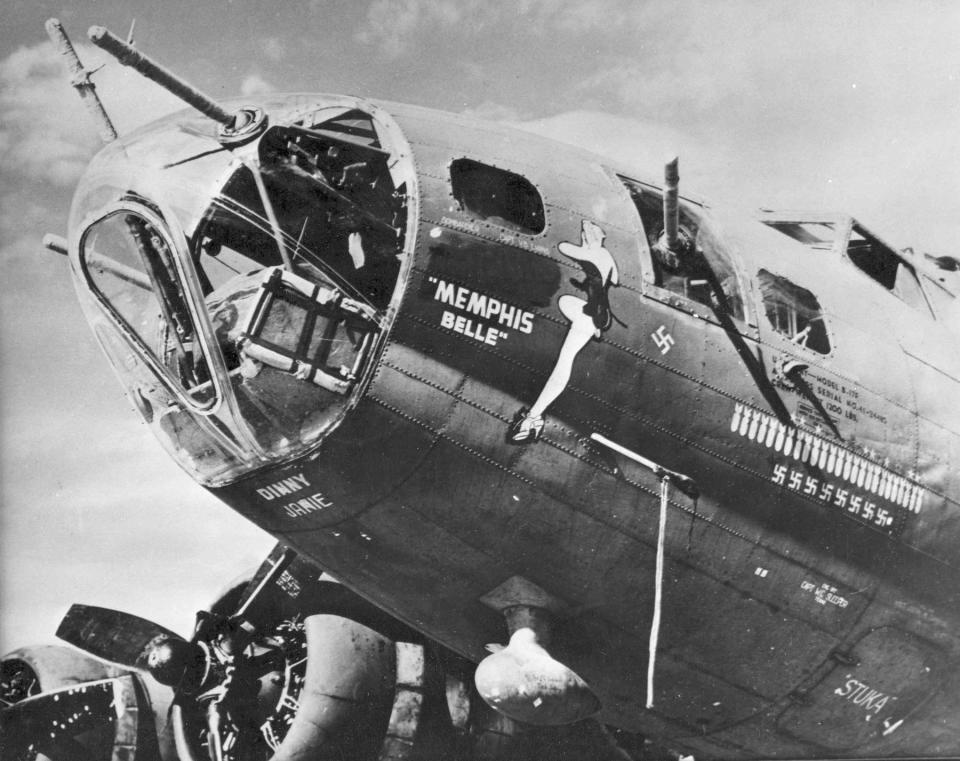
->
[[652, 325, 675, 354]]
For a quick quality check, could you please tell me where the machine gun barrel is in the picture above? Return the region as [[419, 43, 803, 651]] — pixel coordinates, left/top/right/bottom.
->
[[46, 19, 118, 143], [88, 25, 235, 126], [663, 156, 680, 252]]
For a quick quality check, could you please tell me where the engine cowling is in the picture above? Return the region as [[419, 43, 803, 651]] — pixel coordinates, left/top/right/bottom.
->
[[165, 568, 532, 761], [8, 550, 649, 760], [0, 645, 169, 761]]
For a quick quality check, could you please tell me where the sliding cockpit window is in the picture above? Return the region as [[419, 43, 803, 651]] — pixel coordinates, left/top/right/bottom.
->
[[847, 225, 931, 315]]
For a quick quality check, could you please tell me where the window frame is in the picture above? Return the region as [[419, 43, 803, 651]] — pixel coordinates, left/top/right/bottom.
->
[[756, 268, 834, 358], [843, 221, 933, 316], [761, 212, 935, 318], [448, 157, 547, 236], [79, 200, 232, 415], [616, 174, 757, 334]]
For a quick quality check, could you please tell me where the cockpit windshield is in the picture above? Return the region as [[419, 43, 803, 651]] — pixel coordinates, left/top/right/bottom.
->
[[762, 213, 934, 317], [75, 103, 415, 485]]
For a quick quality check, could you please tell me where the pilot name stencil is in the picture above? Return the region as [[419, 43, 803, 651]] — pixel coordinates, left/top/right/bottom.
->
[[495, 230, 550, 257], [800, 580, 849, 608], [439, 215, 482, 236], [256, 474, 311, 500], [430, 277, 535, 346], [255, 474, 335, 518]]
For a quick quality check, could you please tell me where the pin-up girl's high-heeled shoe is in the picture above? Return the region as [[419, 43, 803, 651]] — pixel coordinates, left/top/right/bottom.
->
[[507, 408, 544, 445]]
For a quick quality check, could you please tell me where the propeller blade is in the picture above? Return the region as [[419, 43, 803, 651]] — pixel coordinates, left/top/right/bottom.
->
[[0, 675, 139, 760], [56, 604, 184, 670], [229, 544, 298, 632]]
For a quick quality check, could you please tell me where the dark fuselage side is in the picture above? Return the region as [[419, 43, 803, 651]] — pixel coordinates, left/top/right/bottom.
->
[[203, 101, 960, 759]]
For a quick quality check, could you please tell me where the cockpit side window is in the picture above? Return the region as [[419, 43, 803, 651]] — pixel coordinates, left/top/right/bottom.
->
[[758, 269, 831, 354], [847, 224, 931, 314], [620, 177, 745, 321], [450, 159, 545, 234], [82, 210, 217, 409]]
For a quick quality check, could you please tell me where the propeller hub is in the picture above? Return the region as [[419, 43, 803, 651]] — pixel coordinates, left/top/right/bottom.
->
[[145, 637, 205, 687]]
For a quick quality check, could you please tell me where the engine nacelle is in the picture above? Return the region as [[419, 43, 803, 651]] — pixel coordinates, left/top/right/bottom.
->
[[5, 559, 647, 761], [0, 644, 171, 761]]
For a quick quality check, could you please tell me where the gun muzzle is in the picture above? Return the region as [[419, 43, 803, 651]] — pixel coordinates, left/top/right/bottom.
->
[[46, 19, 118, 143], [88, 25, 235, 126], [663, 156, 680, 252]]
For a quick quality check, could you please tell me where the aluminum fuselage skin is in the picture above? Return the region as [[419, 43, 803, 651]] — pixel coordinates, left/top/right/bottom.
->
[[69, 95, 960, 759]]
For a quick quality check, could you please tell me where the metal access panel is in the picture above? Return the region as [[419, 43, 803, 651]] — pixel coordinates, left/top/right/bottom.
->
[[775, 626, 945, 751]]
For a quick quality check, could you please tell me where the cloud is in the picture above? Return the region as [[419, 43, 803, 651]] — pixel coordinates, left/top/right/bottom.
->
[[1, 429, 273, 649], [576, 3, 960, 134], [353, 0, 622, 57], [353, 0, 645, 55], [355, 0, 464, 57], [543, 2, 960, 252], [515, 0, 641, 32], [1, 39, 189, 171], [351, 0, 960, 250], [0, 42, 99, 187], [261, 36, 286, 63], [0, 39, 186, 186], [0, 38, 187, 242], [517, 109, 697, 176], [240, 72, 277, 95]]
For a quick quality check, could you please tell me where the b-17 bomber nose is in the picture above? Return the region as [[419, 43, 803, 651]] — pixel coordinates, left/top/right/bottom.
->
[[66, 86, 417, 488]]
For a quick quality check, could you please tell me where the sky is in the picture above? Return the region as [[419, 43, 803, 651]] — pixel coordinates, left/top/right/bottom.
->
[[2, 0, 959, 653]]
